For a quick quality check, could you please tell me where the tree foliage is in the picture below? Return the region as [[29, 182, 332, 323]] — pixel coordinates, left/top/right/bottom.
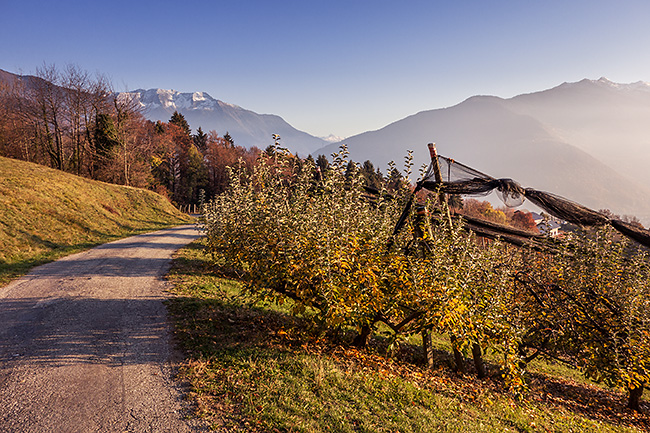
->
[[0, 64, 260, 206], [203, 146, 527, 393], [514, 228, 650, 409], [202, 145, 650, 409]]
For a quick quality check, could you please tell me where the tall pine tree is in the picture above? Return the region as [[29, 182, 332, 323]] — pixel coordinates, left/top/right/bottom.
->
[[169, 111, 191, 136], [223, 131, 234, 147], [193, 126, 208, 151]]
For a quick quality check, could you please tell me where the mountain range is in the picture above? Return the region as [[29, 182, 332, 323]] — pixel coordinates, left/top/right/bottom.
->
[[320, 78, 650, 223], [3, 67, 650, 223], [120, 88, 327, 155], [1, 69, 327, 155]]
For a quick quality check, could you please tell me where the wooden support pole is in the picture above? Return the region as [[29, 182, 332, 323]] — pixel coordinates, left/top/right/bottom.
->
[[427, 142, 452, 226], [427, 142, 444, 191], [422, 330, 435, 368], [430, 142, 486, 377], [429, 142, 470, 374]]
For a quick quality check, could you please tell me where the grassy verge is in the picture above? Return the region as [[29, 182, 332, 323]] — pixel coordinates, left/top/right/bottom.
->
[[166, 239, 649, 432], [0, 156, 191, 286]]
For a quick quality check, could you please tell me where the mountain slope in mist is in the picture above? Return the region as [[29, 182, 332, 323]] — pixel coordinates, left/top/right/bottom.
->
[[319, 81, 650, 219], [507, 78, 650, 186]]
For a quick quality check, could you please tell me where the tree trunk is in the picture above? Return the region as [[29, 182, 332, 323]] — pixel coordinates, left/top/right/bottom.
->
[[450, 336, 465, 373], [453, 347, 465, 373], [628, 385, 644, 411], [472, 343, 487, 378], [352, 325, 371, 348]]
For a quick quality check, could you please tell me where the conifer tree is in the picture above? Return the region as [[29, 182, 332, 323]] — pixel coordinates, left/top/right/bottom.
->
[[223, 131, 234, 147], [316, 154, 329, 172], [169, 111, 191, 136], [193, 126, 208, 151]]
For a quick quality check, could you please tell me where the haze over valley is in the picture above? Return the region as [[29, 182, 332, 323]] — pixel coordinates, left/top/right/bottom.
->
[[320, 78, 650, 223]]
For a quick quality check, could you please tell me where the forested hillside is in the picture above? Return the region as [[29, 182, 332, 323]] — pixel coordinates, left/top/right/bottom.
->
[[0, 65, 260, 206]]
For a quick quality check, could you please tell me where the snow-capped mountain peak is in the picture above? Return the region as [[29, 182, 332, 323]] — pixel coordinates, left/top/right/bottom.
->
[[320, 134, 345, 144], [192, 91, 207, 102], [116, 88, 327, 155], [124, 88, 232, 112], [590, 77, 650, 92]]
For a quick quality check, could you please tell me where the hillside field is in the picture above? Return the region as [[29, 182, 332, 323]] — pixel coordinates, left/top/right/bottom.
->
[[0, 156, 191, 285]]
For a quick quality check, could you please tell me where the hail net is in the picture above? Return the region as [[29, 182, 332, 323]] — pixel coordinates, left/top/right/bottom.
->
[[402, 155, 650, 249], [429, 156, 526, 207]]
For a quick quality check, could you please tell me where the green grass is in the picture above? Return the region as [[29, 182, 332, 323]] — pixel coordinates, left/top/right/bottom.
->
[[166, 239, 650, 432], [0, 156, 191, 286]]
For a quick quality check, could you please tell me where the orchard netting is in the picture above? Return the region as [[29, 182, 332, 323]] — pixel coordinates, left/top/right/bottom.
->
[[394, 151, 650, 249]]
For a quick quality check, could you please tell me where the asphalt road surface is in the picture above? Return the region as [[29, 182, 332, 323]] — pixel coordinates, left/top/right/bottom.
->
[[0, 225, 208, 432]]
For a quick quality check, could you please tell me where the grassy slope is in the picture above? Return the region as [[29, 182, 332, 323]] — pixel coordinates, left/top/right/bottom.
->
[[0, 156, 191, 285], [167, 240, 650, 433]]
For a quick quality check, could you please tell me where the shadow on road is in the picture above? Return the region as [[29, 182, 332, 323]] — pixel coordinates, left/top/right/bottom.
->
[[23, 257, 173, 278], [0, 296, 174, 368]]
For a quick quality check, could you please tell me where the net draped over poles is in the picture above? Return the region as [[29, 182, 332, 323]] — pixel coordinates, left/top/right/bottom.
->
[[394, 153, 650, 249]]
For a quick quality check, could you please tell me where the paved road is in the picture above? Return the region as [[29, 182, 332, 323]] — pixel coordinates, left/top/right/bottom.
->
[[0, 225, 207, 432]]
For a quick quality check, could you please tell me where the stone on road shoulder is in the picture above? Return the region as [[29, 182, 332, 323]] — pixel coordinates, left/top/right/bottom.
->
[[0, 225, 207, 433]]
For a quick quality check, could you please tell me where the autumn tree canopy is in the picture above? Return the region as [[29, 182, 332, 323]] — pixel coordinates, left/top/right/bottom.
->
[[0, 64, 260, 206]]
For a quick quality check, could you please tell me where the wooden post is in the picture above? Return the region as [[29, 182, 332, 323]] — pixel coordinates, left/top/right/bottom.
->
[[428, 142, 452, 226], [427, 142, 444, 190], [431, 142, 477, 374], [419, 143, 441, 368], [428, 143, 464, 372], [422, 330, 435, 368], [429, 143, 486, 377]]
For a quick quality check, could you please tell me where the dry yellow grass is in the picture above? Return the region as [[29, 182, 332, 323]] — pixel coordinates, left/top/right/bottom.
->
[[0, 156, 191, 285]]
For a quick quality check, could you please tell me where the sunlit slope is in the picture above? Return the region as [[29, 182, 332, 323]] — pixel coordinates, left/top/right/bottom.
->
[[0, 156, 191, 284]]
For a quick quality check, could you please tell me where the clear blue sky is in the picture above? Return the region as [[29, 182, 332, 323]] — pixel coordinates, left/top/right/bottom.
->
[[2, 0, 650, 139]]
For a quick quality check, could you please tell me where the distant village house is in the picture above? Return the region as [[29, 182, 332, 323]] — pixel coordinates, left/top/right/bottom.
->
[[530, 212, 563, 237]]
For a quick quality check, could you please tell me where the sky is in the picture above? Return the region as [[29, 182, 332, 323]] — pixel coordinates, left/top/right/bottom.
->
[[3, 0, 650, 139]]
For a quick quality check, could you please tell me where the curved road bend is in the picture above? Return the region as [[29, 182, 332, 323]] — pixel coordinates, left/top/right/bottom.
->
[[0, 225, 208, 432]]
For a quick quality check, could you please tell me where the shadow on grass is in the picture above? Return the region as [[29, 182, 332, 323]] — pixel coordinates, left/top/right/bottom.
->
[[527, 372, 650, 430], [168, 289, 650, 431], [165, 288, 304, 361]]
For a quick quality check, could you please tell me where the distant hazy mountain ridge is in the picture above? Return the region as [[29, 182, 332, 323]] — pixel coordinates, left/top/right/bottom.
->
[[582, 77, 650, 92], [121, 88, 327, 155], [320, 78, 650, 222]]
